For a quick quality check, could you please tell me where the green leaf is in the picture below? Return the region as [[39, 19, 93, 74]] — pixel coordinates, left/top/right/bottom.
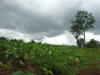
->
[[0, 61, 4, 67], [11, 71, 24, 75], [25, 72, 34, 75]]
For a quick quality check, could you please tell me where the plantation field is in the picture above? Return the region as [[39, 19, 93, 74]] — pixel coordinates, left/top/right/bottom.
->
[[0, 40, 100, 75]]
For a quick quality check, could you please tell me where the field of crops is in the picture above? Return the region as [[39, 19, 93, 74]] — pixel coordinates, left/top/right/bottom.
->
[[0, 40, 100, 75]]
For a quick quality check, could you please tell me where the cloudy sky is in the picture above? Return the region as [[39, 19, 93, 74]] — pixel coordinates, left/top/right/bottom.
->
[[0, 0, 100, 45]]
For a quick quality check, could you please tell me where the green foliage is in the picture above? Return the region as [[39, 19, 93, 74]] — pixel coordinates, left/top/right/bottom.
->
[[71, 10, 95, 47], [0, 61, 4, 67], [11, 71, 24, 75], [86, 39, 99, 48], [0, 40, 100, 75], [25, 72, 34, 75], [43, 67, 54, 75], [11, 71, 34, 75]]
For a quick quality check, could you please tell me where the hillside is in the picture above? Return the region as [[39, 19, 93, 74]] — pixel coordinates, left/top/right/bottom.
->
[[0, 40, 100, 75]]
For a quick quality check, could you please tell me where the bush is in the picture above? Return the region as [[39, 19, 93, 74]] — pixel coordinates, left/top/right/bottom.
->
[[86, 39, 99, 48]]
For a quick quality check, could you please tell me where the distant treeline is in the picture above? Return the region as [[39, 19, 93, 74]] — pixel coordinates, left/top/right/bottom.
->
[[0, 37, 100, 48], [0, 37, 42, 44]]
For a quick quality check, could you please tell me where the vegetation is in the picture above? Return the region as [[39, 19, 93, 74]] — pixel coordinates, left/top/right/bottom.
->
[[86, 39, 100, 48], [0, 38, 100, 75], [11, 71, 33, 75], [71, 10, 95, 48], [0, 10, 99, 75]]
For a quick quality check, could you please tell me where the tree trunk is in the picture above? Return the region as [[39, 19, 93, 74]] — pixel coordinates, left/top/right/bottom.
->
[[77, 37, 80, 48], [77, 39, 78, 48], [83, 30, 86, 48]]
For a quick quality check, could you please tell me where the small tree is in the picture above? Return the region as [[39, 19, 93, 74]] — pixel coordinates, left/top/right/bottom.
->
[[30, 39, 36, 43], [71, 10, 95, 47], [86, 39, 99, 48]]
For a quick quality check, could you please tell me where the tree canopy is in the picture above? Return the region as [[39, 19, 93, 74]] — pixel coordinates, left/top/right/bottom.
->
[[71, 10, 96, 47]]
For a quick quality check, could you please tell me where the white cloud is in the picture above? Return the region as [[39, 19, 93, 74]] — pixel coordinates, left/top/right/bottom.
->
[[0, 28, 32, 42], [42, 31, 76, 45], [86, 32, 100, 42], [42, 31, 100, 45]]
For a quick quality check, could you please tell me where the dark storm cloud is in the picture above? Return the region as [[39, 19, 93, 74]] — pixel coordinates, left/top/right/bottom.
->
[[0, 0, 68, 37], [0, 0, 100, 39]]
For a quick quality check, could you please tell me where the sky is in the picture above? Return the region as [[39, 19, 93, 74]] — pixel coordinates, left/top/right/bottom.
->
[[0, 0, 100, 45]]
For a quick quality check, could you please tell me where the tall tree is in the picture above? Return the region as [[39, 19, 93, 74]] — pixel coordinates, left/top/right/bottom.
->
[[71, 10, 95, 47]]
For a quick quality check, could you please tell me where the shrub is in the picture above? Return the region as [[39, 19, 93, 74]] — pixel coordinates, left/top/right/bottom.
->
[[86, 39, 99, 48]]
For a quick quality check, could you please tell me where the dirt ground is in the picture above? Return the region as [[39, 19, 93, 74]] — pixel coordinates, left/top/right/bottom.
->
[[76, 69, 100, 75], [0, 66, 38, 75], [76, 63, 100, 75], [0, 63, 100, 75]]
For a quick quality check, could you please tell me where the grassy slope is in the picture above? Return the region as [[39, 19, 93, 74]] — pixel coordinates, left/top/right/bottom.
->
[[0, 40, 100, 75]]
